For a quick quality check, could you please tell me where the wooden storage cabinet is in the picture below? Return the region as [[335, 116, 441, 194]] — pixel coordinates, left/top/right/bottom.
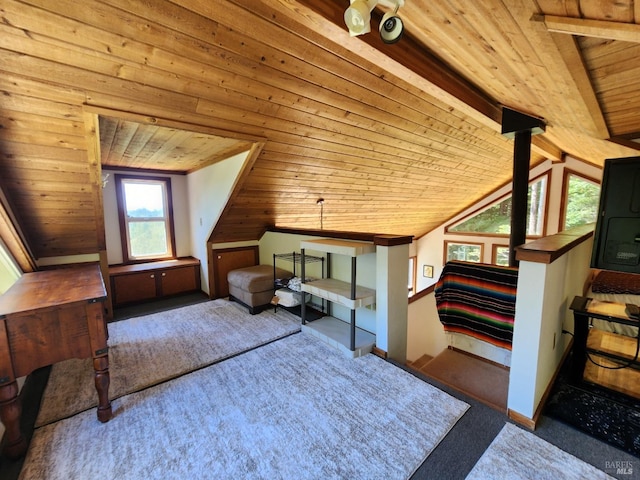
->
[[112, 271, 157, 305], [161, 265, 199, 296], [211, 246, 259, 298], [110, 257, 201, 307]]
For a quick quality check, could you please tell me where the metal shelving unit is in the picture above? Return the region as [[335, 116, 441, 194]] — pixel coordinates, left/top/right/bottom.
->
[[273, 252, 325, 318], [300, 239, 376, 356]]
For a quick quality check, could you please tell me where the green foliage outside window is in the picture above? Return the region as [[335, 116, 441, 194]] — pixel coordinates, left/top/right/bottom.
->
[[494, 247, 510, 266], [128, 221, 168, 258], [449, 177, 547, 235], [563, 175, 600, 230], [118, 176, 173, 261], [447, 243, 481, 263]]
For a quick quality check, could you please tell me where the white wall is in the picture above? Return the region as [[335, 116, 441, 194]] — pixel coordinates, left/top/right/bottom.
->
[[508, 236, 593, 419], [376, 243, 409, 361], [187, 151, 250, 294], [407, 293, 446, 362], [260, 231, 377, 333], [412, 156, 602, 292], [260, 231, 326, 279]]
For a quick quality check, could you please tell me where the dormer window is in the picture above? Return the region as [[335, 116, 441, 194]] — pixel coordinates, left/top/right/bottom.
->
[[115, 174, 176, 263]]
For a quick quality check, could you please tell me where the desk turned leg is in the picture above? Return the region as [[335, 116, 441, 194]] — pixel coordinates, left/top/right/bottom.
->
[[93, 356, 112, 422], [0, 381, 27, 459]]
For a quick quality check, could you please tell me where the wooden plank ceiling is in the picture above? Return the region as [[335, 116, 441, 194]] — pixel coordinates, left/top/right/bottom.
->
[[99, 117, 253, 174], [0, 0, 639, 261]]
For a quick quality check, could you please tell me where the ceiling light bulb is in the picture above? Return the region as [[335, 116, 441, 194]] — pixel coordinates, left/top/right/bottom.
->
[[379, 11, 404, 44], [344, 0, 372, 36]]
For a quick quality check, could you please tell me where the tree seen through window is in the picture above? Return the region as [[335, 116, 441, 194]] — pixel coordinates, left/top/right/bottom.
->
[[563, 174, 600, 230], [448, 176, 547, 235], [116, 175, 175, 262]]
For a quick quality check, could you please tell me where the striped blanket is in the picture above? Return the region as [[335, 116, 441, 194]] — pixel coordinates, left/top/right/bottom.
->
[[434, 261, 518, 350]]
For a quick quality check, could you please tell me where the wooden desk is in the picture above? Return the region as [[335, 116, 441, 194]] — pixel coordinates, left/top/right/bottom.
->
[[569, 296, 640, 385], [0, 264, 112, 458]]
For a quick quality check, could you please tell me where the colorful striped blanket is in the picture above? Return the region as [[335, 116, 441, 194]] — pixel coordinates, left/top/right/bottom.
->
[[434, 261, 518, 350]]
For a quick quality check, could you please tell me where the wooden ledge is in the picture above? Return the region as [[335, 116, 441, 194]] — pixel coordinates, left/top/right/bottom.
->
[[373, 234, 413, 247], [109, 257, 200, 276], [515, 224, 594, 264], [267, 227, 413, 246], [409, 284, 436, 304]]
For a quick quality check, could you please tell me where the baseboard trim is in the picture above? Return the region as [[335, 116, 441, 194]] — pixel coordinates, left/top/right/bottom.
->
[[372, 346, 387, 359], [532, 338, 575, 426], [507, 338, 574, 431], [508, 408, 536, 430]]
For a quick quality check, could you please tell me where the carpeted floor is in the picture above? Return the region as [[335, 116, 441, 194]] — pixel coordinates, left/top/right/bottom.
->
[[466, 423, 617, 479], [36, 298, 301, 426], [110, 291, 210, 322], [20, 333, 469, 480], [545, 351, 640, 457], [2, 296, 639, 480]]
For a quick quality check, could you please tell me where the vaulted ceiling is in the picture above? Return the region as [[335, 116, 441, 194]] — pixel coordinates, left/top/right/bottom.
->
[[0, 0, 639, 264]]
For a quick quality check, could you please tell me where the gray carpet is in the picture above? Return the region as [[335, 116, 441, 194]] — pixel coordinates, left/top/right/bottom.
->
[[465, 423, 616, 479], [35, 299, 301, 427], [20, 334, 469, 480]]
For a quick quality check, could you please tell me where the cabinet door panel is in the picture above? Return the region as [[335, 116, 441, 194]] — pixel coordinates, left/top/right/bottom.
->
[[212, 246, 259, 298], [161, 266, 197, 296], [112, 272, 157, 305]]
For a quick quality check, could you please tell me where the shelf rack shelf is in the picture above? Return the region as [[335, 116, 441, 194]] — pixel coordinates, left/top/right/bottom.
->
[[273, 252, 324, 276], [301, 278, 375, 310], [273, 252, 325, 319], [300, 239, 376, 357]]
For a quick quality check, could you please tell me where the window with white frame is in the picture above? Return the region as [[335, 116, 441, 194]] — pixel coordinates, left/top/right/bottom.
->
[[115, 175, 175, 263], [445, 241, 483, 263]]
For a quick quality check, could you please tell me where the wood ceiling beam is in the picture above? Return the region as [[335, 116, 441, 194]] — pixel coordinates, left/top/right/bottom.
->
[[548, 33, 610, 139], [290, 0, 501, 123], [535, 14, 640, 43], [273, 0, 562, 161]]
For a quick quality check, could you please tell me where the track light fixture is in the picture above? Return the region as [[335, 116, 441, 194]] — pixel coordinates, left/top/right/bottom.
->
[[344, 0, 405, 43]]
